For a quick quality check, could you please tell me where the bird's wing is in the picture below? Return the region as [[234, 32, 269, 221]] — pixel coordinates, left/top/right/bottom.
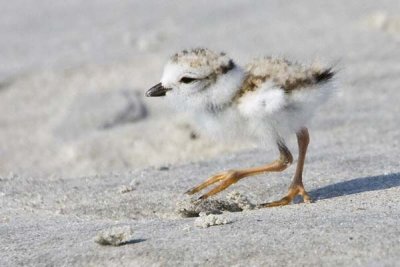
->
[[236, 57, 334, 117], [243, 57, 334, 93]]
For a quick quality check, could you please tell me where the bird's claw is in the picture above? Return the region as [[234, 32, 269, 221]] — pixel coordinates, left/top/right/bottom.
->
[[260, 185, 312, 208], [198, 194, 207, 200], [184, 188, 196, 195]]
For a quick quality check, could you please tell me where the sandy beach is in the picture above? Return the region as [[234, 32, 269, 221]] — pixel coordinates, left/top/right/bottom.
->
[[1, 1, 400, 266]]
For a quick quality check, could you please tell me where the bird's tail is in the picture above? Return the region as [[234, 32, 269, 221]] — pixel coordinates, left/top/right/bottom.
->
[[313, 68, 335, 84]]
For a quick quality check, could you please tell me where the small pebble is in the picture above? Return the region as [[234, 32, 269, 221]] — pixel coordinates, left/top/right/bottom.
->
[[94, 226, 134, 246], [118, 185, 135, 194]]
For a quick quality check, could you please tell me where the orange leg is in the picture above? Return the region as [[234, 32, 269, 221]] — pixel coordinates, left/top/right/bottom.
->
[[185, 142, 293, 200], [261, 127, 311, 208]]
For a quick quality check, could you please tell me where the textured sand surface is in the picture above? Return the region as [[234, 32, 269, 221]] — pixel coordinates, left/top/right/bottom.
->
[[1, 0, 400, 266]]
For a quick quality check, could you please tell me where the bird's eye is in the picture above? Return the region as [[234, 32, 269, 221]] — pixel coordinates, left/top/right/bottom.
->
[[180, 77, 197, 84]]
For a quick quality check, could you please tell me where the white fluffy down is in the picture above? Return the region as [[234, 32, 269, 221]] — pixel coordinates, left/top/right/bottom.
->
[[238, 83, 286, 117]]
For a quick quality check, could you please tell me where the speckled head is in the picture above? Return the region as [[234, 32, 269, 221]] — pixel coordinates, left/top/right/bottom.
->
[[146, 48, 235, 97], [169, 48, 234, 74]]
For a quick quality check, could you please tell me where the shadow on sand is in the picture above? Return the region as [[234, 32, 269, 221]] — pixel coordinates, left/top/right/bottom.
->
[[309, 172, 400, 201], [121, 239, 146, 245]]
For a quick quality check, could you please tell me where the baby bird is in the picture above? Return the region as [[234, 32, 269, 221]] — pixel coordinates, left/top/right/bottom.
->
[[146, 48, 334, 207]]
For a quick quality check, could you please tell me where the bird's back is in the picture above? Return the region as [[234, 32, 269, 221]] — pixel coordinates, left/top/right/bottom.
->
[[233, 57, 334, 102]]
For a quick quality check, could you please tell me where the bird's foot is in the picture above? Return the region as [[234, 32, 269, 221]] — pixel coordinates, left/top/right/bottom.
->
[[260, 185, 311, 208], [185, 170, 242, 200]]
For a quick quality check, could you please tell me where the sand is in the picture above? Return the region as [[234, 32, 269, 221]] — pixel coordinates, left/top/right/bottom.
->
[[1, 0, 400, 266]]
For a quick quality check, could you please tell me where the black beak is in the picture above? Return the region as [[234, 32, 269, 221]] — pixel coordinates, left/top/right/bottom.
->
[[145, 83, 170, 97]]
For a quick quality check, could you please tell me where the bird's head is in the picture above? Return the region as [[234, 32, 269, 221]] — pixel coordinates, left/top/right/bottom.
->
[[146, 48, 243, 110]]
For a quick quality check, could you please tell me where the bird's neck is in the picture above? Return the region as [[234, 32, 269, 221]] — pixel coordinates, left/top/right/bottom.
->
[[204, 66, 246, 112]]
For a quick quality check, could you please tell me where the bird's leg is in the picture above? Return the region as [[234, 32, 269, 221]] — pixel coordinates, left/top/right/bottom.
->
[[261, 127, 311, 208], [185, 143, 293, 200]]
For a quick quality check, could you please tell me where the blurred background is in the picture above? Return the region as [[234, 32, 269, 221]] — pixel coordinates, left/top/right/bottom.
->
[[0, 0, 399, 178]]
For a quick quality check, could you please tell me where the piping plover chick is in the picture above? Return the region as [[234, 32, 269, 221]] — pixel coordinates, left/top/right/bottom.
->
[[146, 48, 335, 207]]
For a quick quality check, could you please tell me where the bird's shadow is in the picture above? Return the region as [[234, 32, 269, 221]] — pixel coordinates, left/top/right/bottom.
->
[[306, 172, 400, 201], [121, 238, 146, 245]]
